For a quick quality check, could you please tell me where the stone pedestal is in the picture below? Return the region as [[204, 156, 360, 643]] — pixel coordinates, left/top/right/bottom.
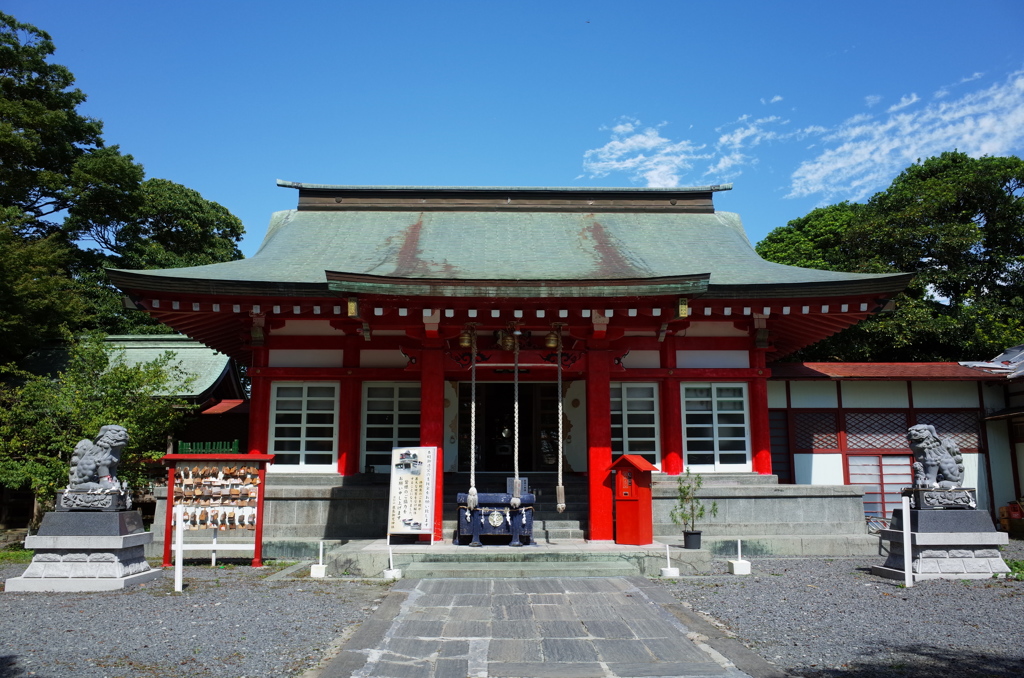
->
[[5, 510, 162, 592], [872, 509, 1011, 582]]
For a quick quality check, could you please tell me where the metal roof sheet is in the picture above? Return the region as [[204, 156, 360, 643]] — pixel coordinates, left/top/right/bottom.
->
[[103, 335, 237, 399], [770, 362, 998, 380]]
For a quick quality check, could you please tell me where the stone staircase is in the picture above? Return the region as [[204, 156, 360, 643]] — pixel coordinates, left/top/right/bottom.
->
[[401, 551, 640, 578]]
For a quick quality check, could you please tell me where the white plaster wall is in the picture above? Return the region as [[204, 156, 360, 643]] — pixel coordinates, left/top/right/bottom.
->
[[562, 380, 588, 472], [621, 350, 660, 369], [793, 453, 845, 485], [442, 381, 460, 472], [360, 350, 409, 368], [789, 381, 837, 408], [268, 350, 343, 367], [910, 381, 979, 408], [983, 382, 1008, 410], [274, 319, 346, 336], [841, 381, 909, 408], [959, 451, 991, 512], [767, 381, 787, 408], [985, 421, 1015, 508], [676, 350, 749, 369]]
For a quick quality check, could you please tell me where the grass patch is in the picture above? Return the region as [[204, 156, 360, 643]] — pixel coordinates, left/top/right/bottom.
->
[[1005, 559, 1024, 581], [0, 542, 33, 564]]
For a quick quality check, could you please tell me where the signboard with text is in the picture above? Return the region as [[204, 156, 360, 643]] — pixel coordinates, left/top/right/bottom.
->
[[386, 446, 436, 535]]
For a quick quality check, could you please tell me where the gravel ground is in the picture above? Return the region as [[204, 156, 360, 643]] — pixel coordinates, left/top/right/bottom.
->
[[0, 560, 389, 678], [3, 541, 1023, 678], [658, 538, 1024, 678]]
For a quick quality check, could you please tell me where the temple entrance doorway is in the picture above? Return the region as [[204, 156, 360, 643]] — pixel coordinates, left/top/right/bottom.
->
[[457, 382, 560, 474]]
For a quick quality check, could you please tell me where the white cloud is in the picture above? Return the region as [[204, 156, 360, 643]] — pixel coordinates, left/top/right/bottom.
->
[[582, 118, 711, 187], [788, 70, 1024, 201], [887, 93, 920, 112], [760, 95, 784, 105], [582, 71, 1024, 197]]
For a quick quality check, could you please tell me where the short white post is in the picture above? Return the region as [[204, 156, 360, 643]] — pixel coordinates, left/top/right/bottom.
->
[[310, 540, 327, 578], [174, 504, 184, 592], [728, 538, 751, 575], [210, 528, 217, 568], [660, 543, 679, 578], [383, 541, 401, 579], [902, 495, 913, 588]]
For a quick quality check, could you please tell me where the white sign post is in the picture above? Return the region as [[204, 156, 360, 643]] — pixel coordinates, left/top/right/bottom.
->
[[386, 446, 437, 538]]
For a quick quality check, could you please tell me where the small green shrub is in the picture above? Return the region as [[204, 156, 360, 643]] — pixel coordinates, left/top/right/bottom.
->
[[0, 542, 33, 564]]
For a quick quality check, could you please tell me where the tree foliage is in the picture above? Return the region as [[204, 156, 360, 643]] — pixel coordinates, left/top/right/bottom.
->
[[0, 210, 88, 364], [0, 333, 195, 505], [1, 11, 245, 358], [757, 152, 1024, 361]]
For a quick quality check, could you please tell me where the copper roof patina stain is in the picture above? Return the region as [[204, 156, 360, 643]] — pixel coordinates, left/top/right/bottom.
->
[[383, 215, 458, 278], [579, 218, 649, 279]]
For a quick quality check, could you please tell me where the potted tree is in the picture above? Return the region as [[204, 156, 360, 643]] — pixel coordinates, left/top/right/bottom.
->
[[669, 467, 718, 549]]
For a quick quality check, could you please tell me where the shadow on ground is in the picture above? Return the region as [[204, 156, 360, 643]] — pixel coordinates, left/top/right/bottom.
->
[[791, 645, 1022, 678], [0, 655, 26, 678]]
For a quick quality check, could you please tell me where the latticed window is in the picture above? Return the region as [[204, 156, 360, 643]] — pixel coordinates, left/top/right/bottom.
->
[[683, 383, 750, 471], [915, 412, 980, 450], [847, 455, 913, 517], [363, 383, 421, 472], [768, 411, 793, 483], [845, 412, 908, 449], [270, 382, 339, 469], [792, 412, 839, 450], [611, 383, 660, 467]]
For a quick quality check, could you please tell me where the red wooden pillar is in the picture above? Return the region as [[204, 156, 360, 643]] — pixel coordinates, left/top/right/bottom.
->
[[660, 335, 683, 475], [586, 346, 614, 541], [660, 378, 683, 475], [419, 340, 446, 541], [749, 351, 772, 475], [338, 378, 361, 476], [248, 347, 270, 456]]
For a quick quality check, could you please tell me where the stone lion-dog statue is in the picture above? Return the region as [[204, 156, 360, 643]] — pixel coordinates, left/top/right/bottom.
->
[[68, 424, 129, 492], [907, 423, 964, 489]]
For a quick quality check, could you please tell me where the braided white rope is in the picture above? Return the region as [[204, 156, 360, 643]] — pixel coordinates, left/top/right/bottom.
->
[[510, 334, 521, 508], [556, 328, 566, 513], [466, 330, 478, 512]]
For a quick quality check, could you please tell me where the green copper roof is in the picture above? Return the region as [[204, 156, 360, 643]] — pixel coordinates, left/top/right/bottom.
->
[[110, 208, 909, 300], [104, 335, 239, 399]]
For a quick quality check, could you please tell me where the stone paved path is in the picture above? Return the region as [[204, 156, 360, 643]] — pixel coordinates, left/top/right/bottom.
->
[[318, 576, 765, 678]]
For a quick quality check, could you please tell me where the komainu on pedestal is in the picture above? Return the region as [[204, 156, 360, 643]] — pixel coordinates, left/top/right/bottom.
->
[[5, 426, 163, 593], [872, 425, 1009, 582]]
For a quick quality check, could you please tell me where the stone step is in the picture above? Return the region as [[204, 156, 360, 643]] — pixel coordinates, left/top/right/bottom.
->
[[401, 560, 639, 578]]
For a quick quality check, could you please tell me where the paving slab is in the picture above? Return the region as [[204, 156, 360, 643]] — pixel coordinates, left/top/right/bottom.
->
[[316, 576, 761, 678]]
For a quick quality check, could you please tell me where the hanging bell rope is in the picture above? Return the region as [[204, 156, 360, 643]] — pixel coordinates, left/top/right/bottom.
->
[[466, 327, 478, 512], [510, 328, 522, 509], [555, 325, 566, 513]]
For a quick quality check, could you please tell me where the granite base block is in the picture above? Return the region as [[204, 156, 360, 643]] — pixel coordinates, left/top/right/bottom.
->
[[6, 510, 159, 593], [5, 568, 163, 592], [875, 517, 1012, 582]]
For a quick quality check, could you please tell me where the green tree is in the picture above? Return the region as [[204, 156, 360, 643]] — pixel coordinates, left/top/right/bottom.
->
[[0, 333, 194, 521], [757, 152, 1024, 361], [1, 12, 245, 345], [0, 12, 139, 238]]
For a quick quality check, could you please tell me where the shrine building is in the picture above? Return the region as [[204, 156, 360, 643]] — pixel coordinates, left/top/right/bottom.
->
[[110, 183, 967, 544]]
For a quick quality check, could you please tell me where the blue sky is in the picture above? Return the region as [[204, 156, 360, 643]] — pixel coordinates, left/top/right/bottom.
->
[[9, 1, 1024, 257]]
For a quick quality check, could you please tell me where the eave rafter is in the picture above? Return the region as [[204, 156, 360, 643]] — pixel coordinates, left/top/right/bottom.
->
[[119, 287, 897, 363]]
